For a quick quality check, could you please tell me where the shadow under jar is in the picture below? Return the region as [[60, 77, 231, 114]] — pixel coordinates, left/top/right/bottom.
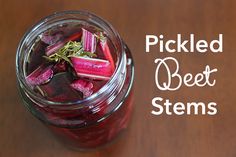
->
[[16, 11, 134, 150]]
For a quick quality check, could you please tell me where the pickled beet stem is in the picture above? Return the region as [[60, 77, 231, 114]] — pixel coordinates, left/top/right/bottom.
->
[[70, 79, 93, 98], [41, 33, 63, 45], [46, 32, 82, 56], [71, 56, 113, 80], [99, 40, 115, 71], [26, 64, 53, 86], [82, 28, 97, 53]]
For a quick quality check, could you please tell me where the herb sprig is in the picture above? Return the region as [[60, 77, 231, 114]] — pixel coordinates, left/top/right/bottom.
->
[[44, 41, 96, 66]]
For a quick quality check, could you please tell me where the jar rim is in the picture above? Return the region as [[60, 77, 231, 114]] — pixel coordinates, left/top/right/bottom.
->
[[16, 10, 125, 108]]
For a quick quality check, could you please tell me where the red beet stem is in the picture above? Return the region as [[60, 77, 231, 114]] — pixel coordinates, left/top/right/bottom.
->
[[71, 56, 113, 80], [82, 28, 97, 53], [26, 64, 54, 86], [70, 79, 93, 98], [99, 39, 115, 71], [46, 32, 82, 56]]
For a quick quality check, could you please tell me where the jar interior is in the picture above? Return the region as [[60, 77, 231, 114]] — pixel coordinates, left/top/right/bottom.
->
[[16, 11, 125, 106]]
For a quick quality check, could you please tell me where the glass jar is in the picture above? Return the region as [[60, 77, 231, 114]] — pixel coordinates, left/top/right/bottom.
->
[[16, 11, 134, 150]]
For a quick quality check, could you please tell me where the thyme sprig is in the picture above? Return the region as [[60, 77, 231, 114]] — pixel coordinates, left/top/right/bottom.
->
[[44, 41, 96, 66], [95, 32, 106, 43]]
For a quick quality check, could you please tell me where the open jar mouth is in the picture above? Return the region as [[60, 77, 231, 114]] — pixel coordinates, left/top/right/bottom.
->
[[16, 10, 126, 108]]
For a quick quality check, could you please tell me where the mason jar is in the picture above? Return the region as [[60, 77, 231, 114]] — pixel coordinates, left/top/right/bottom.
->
[[16, 10, 134, 150]]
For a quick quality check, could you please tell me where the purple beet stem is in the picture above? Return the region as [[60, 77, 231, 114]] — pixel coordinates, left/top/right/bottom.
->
[[71, 56, 113, 80], [26, 65, 54, 86], [70, 79, 94, 98], [41, 33, 63, 45], [82, 28, 97, 53]]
